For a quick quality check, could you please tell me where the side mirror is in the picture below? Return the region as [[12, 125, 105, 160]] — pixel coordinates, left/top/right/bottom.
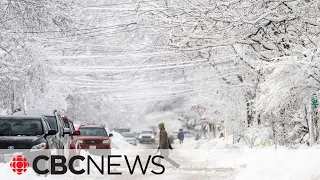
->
[[63, 128, 71, 135], [47, 129, 57, 136], [73, 130, 81, 136], [109, 133, 113, 137]]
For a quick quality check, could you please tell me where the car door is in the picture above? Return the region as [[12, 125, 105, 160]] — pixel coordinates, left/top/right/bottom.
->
[[54, 112, 65, 149], [57, 113, 70, 149], [69, 121, 78, 147], [43, 120, 56, 149], [43, 116, 61, 149]]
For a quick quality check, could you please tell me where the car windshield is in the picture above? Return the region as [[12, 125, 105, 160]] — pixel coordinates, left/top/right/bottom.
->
[[79, 128, 107, 136], [116, 129, 130, 133], [122, 132, 135, 137], [142, 131, 153, 134], [0, 119, 43, 136], [63, 120, 70, 128], [44, 116, 57, 131]]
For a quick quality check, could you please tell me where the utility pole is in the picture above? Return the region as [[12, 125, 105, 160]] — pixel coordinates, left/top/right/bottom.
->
[[309, 103, 314, 145], [310, 94, 318, 145]]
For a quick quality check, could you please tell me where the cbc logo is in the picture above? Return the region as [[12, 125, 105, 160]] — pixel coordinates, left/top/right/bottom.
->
[[10, 155, 30, 175]]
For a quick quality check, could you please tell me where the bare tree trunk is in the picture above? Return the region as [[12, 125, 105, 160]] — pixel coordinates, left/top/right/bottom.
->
[[11, 81, 15, 113], [309, 103, 315, 146], [314, 109, 319, 142], [257, 114, 261, 125], [246, 98, 253, 127], [305, 105, 309, 134], [270, 119, 277, 149]]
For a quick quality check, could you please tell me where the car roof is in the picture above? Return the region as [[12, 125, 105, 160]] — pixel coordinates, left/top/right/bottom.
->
[[79, 125, 104, 128], [0, 115, 44, 120], [62, 116, 73, 122], [122, 132, 134, 134], [13, 109, 55, 116]]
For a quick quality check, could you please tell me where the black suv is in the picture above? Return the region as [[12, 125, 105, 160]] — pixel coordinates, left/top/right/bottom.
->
[[12, 109, 71, 156], [0, 115, 57, 149], [0, 115, 57, 162]]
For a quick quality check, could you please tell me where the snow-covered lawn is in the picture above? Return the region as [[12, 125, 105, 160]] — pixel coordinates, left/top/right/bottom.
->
[[173, 137, 320, 180]]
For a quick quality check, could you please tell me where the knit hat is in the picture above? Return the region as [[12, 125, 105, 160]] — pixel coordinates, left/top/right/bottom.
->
[[158, 123, 165, 130]]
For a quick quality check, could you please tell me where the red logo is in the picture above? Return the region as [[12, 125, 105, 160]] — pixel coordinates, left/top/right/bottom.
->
[[10, 155, 30, 175]]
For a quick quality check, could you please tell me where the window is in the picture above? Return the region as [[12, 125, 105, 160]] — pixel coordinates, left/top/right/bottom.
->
[[44, 120, 51, 132], [63, 120, 70, 128], [122, 132, 135, 137], [0, 119, 44, 136], [44, 116, 58, 131], [115, 129, 130, 133], [79, 128, 107, 136], [69, 121, 75, 131], [142, 131, 153, 134], [56, 113, 64, 136]]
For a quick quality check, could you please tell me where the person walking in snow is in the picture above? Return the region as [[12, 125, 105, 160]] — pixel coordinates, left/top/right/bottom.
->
[[156, 123, 180, 168], [178, 129, 184, 144]]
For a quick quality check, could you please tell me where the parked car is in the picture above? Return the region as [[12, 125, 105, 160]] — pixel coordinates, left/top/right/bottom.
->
[[12, 109, 71, 157], [170, 130, 179, 140], [131, 131, 138, 139], [154, 133, 174, 144], [184, 130, 197, 139], [148, 126, 158, 135], [114, 128, 130, 134], [171, 129, 197, 140], [77, 125, 113, 156], [138, 129, 155, 143], [0, 115, 57, 163], [121, 132, 137, 146]]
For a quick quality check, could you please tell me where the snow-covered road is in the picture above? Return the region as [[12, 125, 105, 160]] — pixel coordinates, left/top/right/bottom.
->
[[7, 137, 320, 180], [105, 142, 236, 180], [0, 140, 237, 180]]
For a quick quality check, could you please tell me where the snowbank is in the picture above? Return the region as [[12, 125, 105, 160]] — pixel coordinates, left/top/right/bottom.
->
[[235, 149, 320, 180], [110, 131, 134, 149], [174, 136, 320, 180]]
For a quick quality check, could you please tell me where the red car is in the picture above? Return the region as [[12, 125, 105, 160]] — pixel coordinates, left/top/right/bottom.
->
[[77, 125, 113, 156]]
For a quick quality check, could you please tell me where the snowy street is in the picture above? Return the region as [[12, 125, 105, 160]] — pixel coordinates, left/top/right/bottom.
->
[[107, 142, 236, 180], [0, 139, 237, 180]]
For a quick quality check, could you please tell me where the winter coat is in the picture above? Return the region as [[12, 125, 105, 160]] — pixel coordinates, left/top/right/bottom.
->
[[158, 123, 170, 157], [178, 131, 184, 140]]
